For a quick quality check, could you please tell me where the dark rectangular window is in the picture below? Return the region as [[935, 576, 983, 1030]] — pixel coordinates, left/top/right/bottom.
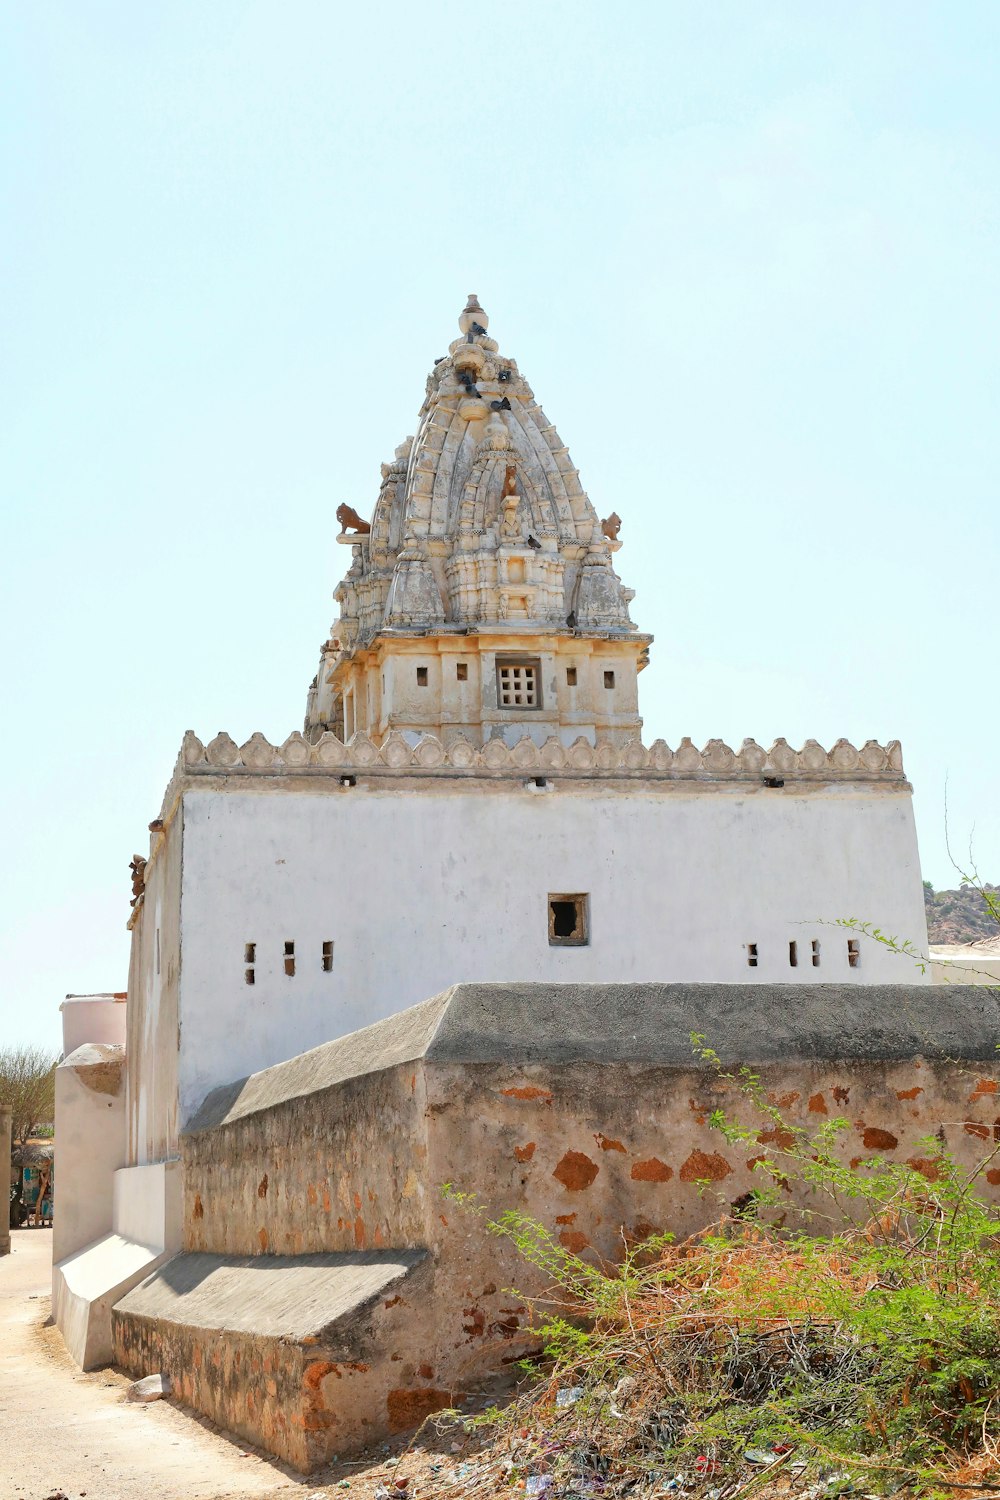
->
[[456, 662, 468, 681], [789, 940, 798, 967], [811, 939, 821, 967], [548, 893, 589, 947], [566, 667, 577, 686], [747, 943, 758, 968], [416, 666, 428, 686], [603, 670, 615, 689], [847, 938, 861, 969], [284, 940, 295, 977], [244, 942, 255, 986], [322, 940, 334, 973]]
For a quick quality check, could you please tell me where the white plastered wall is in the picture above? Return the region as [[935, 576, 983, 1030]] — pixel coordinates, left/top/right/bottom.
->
[[173, 779, 929, 1125]]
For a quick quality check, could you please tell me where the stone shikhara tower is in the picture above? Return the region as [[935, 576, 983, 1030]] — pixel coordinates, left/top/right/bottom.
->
[[307, 295, 650, 749]]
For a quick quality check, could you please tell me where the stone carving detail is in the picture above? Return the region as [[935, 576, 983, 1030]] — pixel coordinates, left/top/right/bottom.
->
[[241, 732, 276, 769], [206, 732, 241, 768], [175, 732, 907, 783], [383, 540, 445, 627], [129, 854, 146, 908], [336, 504, 370, 536], [574, 554, 633, 630]]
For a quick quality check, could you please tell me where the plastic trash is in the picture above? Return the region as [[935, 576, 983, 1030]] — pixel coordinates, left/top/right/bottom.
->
[[556, 1386, 585, 1408]]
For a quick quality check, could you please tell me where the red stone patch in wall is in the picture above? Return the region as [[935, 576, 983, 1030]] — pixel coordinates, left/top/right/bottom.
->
[[354, 1216, 366, 1247], [808, 1093, 828, 1114], [908, 1158, 941, 1182], [987, 1169, 1000, 1186], [768, 1090, 800, 1109], [862, 1128, 898, 1151], [502, 1085, 553, 1103], [630, 1158, 673, 1182], [552, 1151, 599, 1191], [257, 1173, 269, 1198], [192, 1193, 204, 1219], [896, 1087, 923, 1101], [303, 1360, 337, 1390], [757, 1126, 796, 1150], [387, 1388, 454, 1432], [514, 1142, 536, 1162], [970, 1078, 998, 1102], [679, 1150, 733, 1183], [595, 1133, 627, 1153], [258, 1227, 269, 1251], [555, 1213, 576, 1225], [832, 1086, 850, 1103], [559, 1229, 590, 1252], [964, 1122, 990, 1141]]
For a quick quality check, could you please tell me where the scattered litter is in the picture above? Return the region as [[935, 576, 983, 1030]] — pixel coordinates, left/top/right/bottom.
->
[[526, 1478, 554, 1497], [744, 1448, 778, 1466], [556, 1386, 584, 1408], [126, 1373, 171, 1402]]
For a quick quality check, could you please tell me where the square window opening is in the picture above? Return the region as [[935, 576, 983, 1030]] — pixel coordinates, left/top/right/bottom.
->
[[811, 939, 821, 967], [566, 667, 577, 686], [603, 670, 616, 689], [416, 666, 428, 686], [497, 658, 540, 710], [747, 942, 758, 968], [322, 940, 334, 973], [456, 662, 468, 681], [789, 940, 798, 968], [548, 893, 589, 946], [847, 938, 861, 969]]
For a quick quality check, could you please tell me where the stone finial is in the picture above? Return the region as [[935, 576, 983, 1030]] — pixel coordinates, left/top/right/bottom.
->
[[459, 294, 488, 335]]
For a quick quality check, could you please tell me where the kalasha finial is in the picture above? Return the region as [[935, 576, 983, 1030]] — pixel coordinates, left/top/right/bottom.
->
[[458, 293, 488, 336]]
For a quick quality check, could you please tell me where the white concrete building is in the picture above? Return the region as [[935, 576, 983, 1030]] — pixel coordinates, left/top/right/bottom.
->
[[54, 294, 931, 1364]]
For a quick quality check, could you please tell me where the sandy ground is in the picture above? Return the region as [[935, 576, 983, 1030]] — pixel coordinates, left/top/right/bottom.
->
[[0, 1228, 298, 1500], [0, 1229, 513, 1500]]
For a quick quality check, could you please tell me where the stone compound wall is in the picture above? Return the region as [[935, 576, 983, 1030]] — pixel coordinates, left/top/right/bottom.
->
[[114, 983, 1000, 1470]]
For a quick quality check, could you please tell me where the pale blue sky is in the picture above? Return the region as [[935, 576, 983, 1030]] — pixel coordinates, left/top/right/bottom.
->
[[3, 2, 998, 1052]]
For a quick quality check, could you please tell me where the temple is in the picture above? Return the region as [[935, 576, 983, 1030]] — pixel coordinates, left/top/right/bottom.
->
[[51, 295, 943, 1469]]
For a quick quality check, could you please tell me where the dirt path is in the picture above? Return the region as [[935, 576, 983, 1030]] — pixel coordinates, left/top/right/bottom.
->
[[0, 1229, 299, 1500]]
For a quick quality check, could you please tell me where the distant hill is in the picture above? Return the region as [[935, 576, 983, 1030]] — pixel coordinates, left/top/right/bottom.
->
[[924, 881, 1000, 945]]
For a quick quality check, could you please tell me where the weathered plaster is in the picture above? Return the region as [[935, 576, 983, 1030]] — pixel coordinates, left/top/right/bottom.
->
[[111, 983, 1000, 1470]]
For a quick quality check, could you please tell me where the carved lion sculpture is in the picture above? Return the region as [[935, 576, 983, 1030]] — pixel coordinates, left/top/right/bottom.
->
[[601, 512, 622, 541], [336, 504, 371, 535], [129, 854, 146, 908]]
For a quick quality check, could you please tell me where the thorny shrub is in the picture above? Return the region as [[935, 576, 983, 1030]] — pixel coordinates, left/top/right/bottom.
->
[[440, 1045, 1000, 1499]]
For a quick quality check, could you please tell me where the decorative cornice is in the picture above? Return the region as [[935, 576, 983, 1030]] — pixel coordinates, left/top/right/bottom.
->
[[173, 730, 907, 785]]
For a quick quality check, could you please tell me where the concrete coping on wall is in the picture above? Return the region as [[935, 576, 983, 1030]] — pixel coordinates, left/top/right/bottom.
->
[[114, 1249, 427, 1340], [185, 982, 1000, 1137]]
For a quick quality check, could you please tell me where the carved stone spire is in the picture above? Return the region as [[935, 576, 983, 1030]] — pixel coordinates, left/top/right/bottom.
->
[[306, 299, 651, 749]]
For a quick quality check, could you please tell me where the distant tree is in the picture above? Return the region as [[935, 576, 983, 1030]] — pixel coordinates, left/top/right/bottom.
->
[[0, 1046, 57, 1147]]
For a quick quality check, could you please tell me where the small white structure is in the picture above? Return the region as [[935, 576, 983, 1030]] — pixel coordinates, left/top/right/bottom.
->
[[930, 939, 1000, 986], [55, 295, 932, 1364]]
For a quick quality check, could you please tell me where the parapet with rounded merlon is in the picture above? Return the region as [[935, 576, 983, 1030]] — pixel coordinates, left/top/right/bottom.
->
[[173, 729, 906, 784]]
